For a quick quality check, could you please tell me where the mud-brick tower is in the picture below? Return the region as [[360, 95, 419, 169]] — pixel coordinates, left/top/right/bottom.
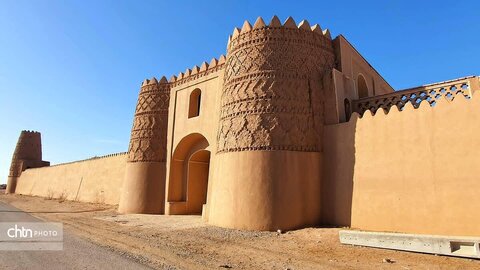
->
[[119, 77, 170, 213], [208, 17, 335, 230], [6, 130, 50, 193]]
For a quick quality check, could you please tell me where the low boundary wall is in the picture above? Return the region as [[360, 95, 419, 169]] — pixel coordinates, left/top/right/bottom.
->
[[14, 153, 127, 205]]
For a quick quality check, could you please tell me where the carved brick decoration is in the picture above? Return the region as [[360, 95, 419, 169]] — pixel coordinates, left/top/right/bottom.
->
[[8, 130, 49, 177], [128, 77, 170, 162], [217, 18, 335, 153]]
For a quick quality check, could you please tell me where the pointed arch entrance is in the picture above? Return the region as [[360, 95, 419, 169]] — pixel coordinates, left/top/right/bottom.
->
[[167, 133, 210, 215]]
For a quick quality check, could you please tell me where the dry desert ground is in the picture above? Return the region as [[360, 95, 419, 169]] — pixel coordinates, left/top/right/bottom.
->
[[0, 192, 478, 270]]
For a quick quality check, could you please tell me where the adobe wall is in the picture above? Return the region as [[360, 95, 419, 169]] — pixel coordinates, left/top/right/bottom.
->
[[14, 153, 127, 205], [323, 93, 480, 236], [164, 59, 224, 215]]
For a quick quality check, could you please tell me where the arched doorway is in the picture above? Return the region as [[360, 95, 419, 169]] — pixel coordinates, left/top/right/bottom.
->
[[168, 133, 210, 215]]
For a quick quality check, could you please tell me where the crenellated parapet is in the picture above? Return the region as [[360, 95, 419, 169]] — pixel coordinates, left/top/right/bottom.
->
[[128, 76, 170, 162], [169, 55, 226, 87], [217, 16, 335, 153], [7, 130, 49, 193], [352, 76, 478, 116]]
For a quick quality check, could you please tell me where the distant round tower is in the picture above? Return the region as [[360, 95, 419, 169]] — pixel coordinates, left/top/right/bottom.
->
[[208, 17, 335, 230], [7, 130, 49, 193], [118, 77, 170, 214]]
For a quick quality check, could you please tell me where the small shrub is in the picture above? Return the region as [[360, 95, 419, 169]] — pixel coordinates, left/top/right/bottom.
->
[[58, 190, 68, 203], [46, 189, 54, 200]]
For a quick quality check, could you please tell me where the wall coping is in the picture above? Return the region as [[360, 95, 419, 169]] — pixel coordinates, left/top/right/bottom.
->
[[24, 151, 127, 170]]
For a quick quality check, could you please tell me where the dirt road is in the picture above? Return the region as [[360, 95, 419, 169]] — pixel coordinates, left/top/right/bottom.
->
[[0, 201, 152, 270], [0, 193, 478, 269]]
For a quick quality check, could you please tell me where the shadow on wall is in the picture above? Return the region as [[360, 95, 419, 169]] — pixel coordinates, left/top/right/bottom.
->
[[321, 116, 357, 227]]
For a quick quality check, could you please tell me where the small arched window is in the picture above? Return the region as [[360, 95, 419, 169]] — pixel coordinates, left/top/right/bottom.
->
[[188, 88, 201, 118], [357, 74, 369, 99]]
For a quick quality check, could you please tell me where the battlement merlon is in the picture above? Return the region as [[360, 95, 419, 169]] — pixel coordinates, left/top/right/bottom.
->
[[139, 55, 226, 90], [227, 16, 332, 48]]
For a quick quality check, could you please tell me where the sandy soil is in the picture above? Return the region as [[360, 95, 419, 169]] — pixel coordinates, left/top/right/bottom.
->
[[0, 193, 478, 270]]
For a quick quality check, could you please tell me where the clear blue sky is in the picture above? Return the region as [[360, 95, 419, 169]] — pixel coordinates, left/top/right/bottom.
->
[[1, 0, 479, 184]]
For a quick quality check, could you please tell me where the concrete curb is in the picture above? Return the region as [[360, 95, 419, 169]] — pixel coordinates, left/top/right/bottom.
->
[[339, 230, 480, 259]]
